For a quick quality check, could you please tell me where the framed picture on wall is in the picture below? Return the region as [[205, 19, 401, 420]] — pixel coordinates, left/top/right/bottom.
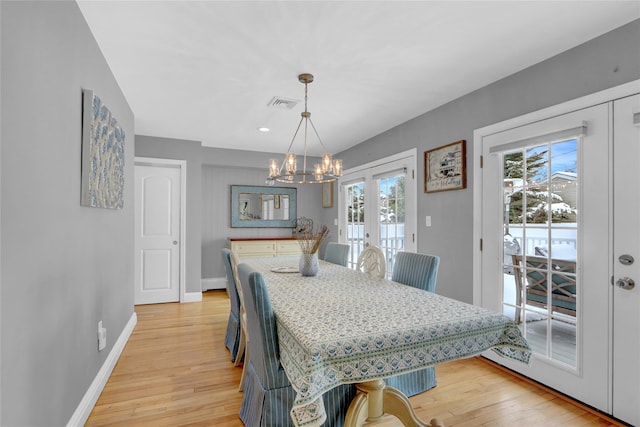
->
[[424, 139, 467, 193], [322, 182, 333, 208]]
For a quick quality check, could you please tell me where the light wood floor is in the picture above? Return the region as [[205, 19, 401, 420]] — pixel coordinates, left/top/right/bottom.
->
[[86, 290, 625, 427]]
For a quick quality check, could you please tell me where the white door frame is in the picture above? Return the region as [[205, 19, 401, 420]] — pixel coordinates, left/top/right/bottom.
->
[[612, 94, 640, 424], [134, 156, 187, 303], [473, 79, 640, 419]]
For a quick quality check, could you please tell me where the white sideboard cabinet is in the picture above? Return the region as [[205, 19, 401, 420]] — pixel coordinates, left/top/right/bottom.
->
[[229, 238, 301, 258]]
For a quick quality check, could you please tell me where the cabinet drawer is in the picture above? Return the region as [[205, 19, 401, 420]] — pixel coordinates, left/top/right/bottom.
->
[[231, 241, 276, 257], [277, 241, 302, 256]]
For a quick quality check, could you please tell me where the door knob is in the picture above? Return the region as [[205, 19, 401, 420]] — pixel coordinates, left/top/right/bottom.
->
[[616, 277, 635, 290], [173, 240, 178, 245]]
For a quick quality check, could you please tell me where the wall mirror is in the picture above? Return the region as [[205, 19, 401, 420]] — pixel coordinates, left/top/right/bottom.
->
[[230, 185, 297, 228]]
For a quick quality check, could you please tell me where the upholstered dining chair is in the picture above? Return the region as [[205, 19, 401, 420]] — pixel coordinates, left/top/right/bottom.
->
[[391, 251, 440, 292], [230, 250, 250, 391], [221, 249, 241, 363], [323, 242, 350, 267], [237, 263, 357, 427], [356, 245, 386, 278], [386, 251, 440, 396]]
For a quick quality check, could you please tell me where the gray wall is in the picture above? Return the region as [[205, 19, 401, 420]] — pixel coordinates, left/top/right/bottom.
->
[[135, 135, 204, 294], [135, 137, 326, 285], [201, 162, 323, 280], [336, 19, 640, 304], [1, 2, 135, 425]]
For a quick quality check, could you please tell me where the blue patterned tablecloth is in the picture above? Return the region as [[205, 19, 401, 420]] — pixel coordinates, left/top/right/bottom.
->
[[245, 256, 531, 427]]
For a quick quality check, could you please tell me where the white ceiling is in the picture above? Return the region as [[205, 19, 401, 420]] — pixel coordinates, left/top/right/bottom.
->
[[77, 1, 640, 156]]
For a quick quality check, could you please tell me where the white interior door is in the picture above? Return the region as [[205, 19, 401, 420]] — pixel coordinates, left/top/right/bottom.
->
[[339, 150, 417, 277], [612, 94, 640, 426], [480, 104, 611, 412], [134, 160, 182, 304]]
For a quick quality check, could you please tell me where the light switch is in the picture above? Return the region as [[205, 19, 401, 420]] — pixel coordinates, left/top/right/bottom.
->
[[425, 216, 431, 227], [334, 218, 338, 226]]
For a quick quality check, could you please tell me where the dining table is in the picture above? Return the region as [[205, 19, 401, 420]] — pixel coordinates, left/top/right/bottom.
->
[[242, 256, 531, 427]]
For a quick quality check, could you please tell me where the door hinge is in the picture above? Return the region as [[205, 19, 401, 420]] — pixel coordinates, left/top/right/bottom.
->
[[480, 155, 483, 168], [412, 169, 415, 179], [339, 229, 342, 236], [480, 238, 483, 251], [413, 233, 415, 243]]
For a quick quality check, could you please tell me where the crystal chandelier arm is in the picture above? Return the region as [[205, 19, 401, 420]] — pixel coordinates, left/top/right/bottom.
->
[[279, 115, 305, 173], [307, 117, 330, 154], [287, 116, 305, 153], [308, 117, 340, 175], [302, 115, 309, 176]]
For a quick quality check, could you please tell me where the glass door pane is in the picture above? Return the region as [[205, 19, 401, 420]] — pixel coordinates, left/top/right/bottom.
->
[[378, 174, 406, 278], [344, 181, 365, 269], [502, 138, 578, 367]]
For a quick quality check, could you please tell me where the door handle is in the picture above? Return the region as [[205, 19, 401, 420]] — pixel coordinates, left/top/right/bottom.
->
[[616, 277, 635, 290]]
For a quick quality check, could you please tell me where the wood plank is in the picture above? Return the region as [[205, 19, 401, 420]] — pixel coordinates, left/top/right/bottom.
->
[[86, 291, 624, 426]]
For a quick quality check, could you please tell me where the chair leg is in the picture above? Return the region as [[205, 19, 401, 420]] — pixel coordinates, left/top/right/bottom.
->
[[234, 326, 245, 367], [238, 341, 249, 392]]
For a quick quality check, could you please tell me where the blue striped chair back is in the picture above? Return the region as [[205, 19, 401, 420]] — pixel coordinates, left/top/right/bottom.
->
[[386, 251, 440, 396], [324, 242, 350, 266], [391, 251, 440, 292], [237, 263, 357, 426], [238, 263, 290, 388], [221, 248, 241, 362]]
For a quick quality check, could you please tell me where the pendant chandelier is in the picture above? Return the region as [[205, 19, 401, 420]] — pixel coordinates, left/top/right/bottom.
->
[[268, 73, 342, 184]]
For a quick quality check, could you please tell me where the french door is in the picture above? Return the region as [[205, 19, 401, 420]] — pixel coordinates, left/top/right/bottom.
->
[[476, 86, 640, 425], [338, 150, 417, 278]]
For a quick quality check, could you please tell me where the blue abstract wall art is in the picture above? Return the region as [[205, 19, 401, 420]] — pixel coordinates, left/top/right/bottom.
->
[[81, 89, 125, 209]]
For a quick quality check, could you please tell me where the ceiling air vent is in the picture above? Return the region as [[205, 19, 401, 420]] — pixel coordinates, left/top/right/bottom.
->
[[267, 96, 299, 109]]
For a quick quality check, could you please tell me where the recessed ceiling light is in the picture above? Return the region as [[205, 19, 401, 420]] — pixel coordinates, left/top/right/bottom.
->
[[257, 127, 270, 133]]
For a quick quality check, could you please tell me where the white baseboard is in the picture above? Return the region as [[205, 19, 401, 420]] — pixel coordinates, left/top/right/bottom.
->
[[201, 277, 226, 291], [67, 311, 137, 427], [183, 291, 203, 303]]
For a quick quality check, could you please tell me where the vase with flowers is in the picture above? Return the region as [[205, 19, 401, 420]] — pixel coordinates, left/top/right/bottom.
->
[[296, 223, 329, 277]]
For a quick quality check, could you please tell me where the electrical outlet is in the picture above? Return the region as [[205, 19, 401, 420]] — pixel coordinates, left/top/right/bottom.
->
[[98, 321, 107, 351]]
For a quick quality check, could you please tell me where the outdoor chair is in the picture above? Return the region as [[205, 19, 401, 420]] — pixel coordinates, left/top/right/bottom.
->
[[512, 254, 577, 322]]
